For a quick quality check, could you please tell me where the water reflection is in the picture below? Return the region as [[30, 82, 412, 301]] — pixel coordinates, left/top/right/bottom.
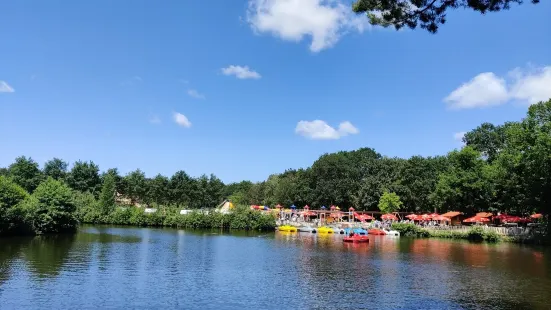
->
[[274, 232, 551, 310], [0, 227, 550, 310]]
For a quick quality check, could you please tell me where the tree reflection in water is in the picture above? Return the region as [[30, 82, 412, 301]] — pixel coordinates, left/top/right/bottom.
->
[[275, 232, 551, 310]]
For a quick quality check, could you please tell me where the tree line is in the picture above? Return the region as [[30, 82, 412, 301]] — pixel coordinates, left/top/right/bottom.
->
[[229, 98, 551, 218], [2, 99, 550, 229]]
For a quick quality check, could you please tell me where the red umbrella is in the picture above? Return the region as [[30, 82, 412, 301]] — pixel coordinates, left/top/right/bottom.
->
[[531, 213, 543, 219], [353, 213, 373, 221], [405, 214, 417, 220], [304, 205, 309, 209], [330, 205, 336, 210], [381, 214, 398, 221], [502, 216, 521, 223], [349, 207, 355, 211], [432, 215, 451, 222], [463, 216, 490, 223], [493, 214, 510, 220]]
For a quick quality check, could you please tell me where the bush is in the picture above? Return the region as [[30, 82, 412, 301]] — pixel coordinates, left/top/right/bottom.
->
[[391, 223, 430, 237], [467, 226, 485, 241], [25, 178, 78, 234], [0, 176, 29, 234], [482, 229, 501, 243], [429, 230, 468, 239]]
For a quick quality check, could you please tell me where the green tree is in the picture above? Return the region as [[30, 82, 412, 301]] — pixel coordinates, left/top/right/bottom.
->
[[393, 156, 449, 212], [102, 168, 123, 194], [0, 176, 29, 234], [66, 161, 101, 195], [124, 169, 148, 204], [99, 173, 116, 215], [25, 178, 78, 234], [149, 174, 169, 206], [352, 0, 539, 33], [463, 123, 515, 162], [168, 171, 193, 207], [206, 174, 225, 207], [431, 147, 495, 213], [43, 158, 69, 181], [378, 191, 403, 214], [8, 156, 43, 193]]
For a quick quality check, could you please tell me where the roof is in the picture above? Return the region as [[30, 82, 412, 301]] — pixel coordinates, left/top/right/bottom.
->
[[441, 211, 462, 218], [476, 212, 493, 218]]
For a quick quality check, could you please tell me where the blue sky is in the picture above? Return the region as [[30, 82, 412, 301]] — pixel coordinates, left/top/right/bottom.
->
[[1, 0, 550, 183]]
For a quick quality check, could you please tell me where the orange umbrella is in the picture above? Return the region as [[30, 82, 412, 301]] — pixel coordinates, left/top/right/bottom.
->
[[531, 213, 543, 219]]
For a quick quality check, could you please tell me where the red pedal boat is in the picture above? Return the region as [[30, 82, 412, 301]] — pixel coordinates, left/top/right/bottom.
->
[[343, 234, 370, 243], [368, 229, 386, 235]]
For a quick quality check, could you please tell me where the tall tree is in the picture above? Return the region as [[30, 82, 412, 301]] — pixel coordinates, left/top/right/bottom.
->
[[0, 176, 29, 234], [25, 178, 77, 234], [66, 161, 101, 195], [99, 173, 116, 215], [102, 168, 123, 194], [168, 170, 193, 207], [431, 147, 495, 213], [352, 0, 539, 33], [124, 169, 148, 204], [378, 191, 403, 214], [8, 156, 43, 193], [43, 158, 69, 181], [149, 174, 169, 206]]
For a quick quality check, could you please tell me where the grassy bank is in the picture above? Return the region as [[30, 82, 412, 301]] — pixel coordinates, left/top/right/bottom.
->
[[76, 203, 276, 231], [391, 223, 550, 244], [391, 223, 503, 243]]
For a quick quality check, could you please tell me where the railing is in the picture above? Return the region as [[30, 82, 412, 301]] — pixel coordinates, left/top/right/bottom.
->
[[424, 225, 533, 236]]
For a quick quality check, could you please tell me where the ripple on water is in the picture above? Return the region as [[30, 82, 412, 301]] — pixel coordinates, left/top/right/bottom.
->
[[0, 228, 550, 310]]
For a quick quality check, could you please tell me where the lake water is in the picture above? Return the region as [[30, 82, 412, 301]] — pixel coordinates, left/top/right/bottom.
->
[[1, 226, 550, 310]]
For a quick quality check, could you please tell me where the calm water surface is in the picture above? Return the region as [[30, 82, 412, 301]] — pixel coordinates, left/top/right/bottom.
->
[[1, 226, 550, 310]]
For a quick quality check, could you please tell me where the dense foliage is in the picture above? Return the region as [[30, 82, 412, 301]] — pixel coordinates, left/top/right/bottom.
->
[[391, 223, 501, 242], [378, 191, 403, 214], [352, 0, 539, 33], [1, 98, 551, 237]]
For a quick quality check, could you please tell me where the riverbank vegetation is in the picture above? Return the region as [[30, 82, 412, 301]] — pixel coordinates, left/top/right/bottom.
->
[[1, 99, 550, 238], [391, 223, 503, 243]]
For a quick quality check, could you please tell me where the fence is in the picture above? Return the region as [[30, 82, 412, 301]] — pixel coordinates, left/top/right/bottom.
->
[[424, 225, 533, 236]]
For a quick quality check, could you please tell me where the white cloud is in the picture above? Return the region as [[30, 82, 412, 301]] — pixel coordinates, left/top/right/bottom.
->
[[510, 66, 551, 104], [453, 131, 466, 143], [173, 112, 192, 128], [187, 89, 206, 100], [444, 73, 509, 109], [149, 115, 161, 124], [246, 0, 369, 52], [0, 81, 14, 93], [444, 65, 551, 109], [221, 65, 261, 79], [295, 120, 359, 140]]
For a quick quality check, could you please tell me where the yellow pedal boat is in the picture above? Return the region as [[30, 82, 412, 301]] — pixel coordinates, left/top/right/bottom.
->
[[317, 226, 334, 234], [278, 225, 297, 232]]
